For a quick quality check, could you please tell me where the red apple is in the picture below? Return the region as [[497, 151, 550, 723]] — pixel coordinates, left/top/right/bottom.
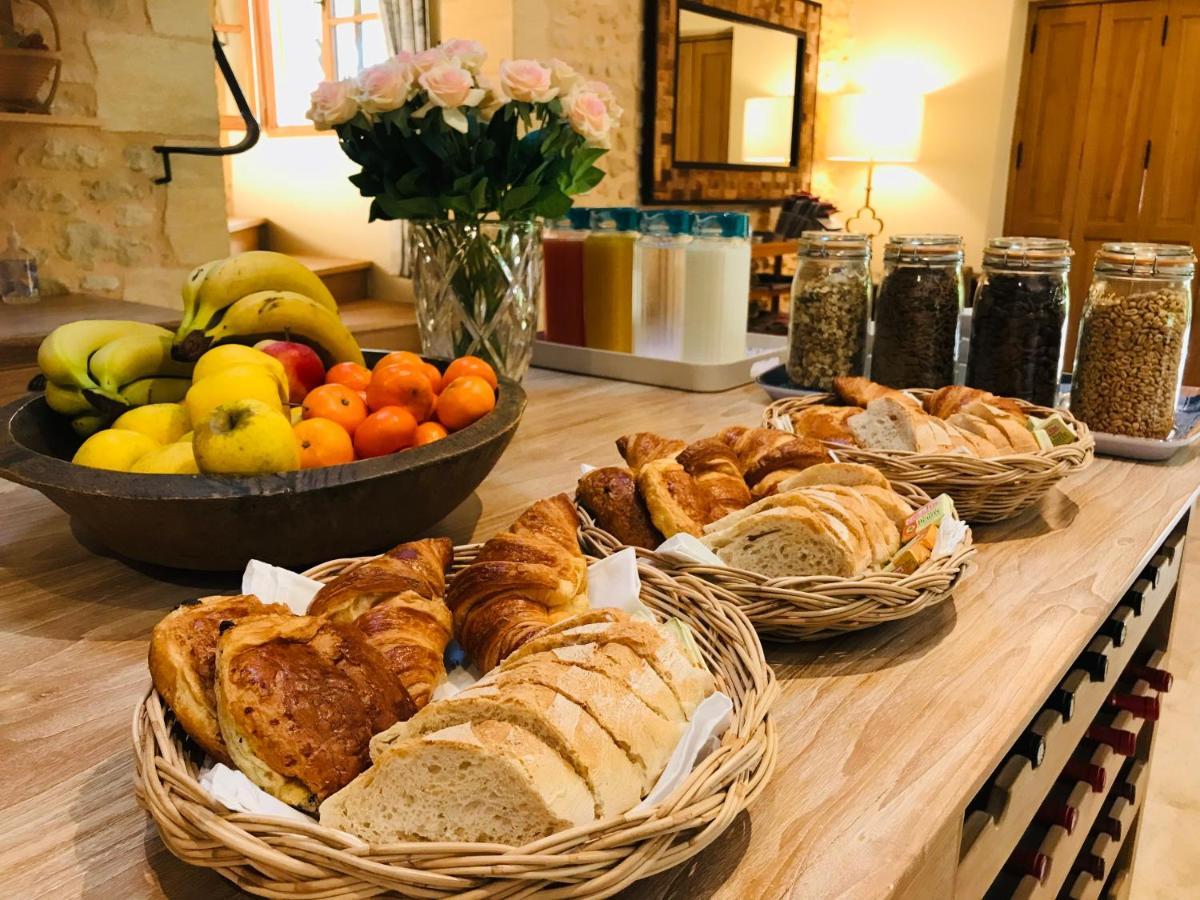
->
[[254, 340, 326, 403]]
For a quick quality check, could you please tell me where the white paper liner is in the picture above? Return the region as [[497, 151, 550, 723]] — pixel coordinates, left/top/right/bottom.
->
[[199, 548, 732, 827], [932, 514, 969, 560], [654, 533, 726, 568]]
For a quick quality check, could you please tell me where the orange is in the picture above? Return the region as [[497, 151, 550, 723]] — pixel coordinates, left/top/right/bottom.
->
[[294, 417, 354, 469], [325, 361, 371, 392], [443, 355, 498, 390], [414, 420, 448, 446], [366, 365, 435, 420], [419, 361, 443, 393], [437, 374, 497, 431], [374, 350, 424, 372], [354, 406, 417, 458], [301, 383, 368, 435]]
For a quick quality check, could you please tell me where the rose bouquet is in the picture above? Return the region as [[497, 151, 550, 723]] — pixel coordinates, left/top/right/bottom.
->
[[307, 39, 621, 222]]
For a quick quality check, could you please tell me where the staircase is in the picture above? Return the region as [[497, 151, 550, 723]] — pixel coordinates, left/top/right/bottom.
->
[[227, 217, 419, 352]]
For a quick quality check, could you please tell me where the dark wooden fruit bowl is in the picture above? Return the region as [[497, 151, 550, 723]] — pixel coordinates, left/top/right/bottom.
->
[[0, 354, 525, 571]]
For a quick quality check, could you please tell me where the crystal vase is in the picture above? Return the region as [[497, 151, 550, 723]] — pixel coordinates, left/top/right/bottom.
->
[[409, 220, 542, 380]]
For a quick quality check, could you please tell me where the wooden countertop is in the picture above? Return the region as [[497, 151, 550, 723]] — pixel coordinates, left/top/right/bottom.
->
[[1, 369, 1197, 899]]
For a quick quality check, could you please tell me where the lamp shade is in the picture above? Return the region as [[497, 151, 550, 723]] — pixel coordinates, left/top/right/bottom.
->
[[825, 92, 925, 163], [742, 96, 793, 164]]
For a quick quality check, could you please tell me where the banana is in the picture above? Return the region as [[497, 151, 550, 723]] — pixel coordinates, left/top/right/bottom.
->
[[70, 413, 108, 439], [37, 320, 171, 390], [116, 376, 192, 408], [88, 332, 194, 398], [174, 252, 339, 351], [201, 290, 365, 366], [178, 257, 226, 336], [44, 381, 97, 416]]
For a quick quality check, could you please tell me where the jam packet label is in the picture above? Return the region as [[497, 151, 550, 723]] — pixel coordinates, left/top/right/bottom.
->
[[1033, 412, 1077, 446], [902, 493, 957, 543], [885, 524, 938, 574]]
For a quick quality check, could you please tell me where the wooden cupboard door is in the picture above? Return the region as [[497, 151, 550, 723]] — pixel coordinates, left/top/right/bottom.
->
[[674, 34, 732, 165], [1004, 5, 1101, 239]]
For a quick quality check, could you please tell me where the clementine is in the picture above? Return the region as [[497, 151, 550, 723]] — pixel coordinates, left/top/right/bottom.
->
[[302, 383, 368, 435], [366, 365, 435, 420], [443, 355, 498, 390], [354, 406, 417, 457], [294, 417, 354, 468], [374, 350, 424, 372], [419, 361, 443, 393], [436, 374, 497, 431], [325, 361, 371, 392], [414, 420, 449, 446]]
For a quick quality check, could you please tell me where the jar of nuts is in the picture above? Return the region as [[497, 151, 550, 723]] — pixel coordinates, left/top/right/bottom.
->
[[968, 237, 1072, 407], [786, 232, 871, 390], [1070, 243, 1195, 439], [871, 234, 965, 389]]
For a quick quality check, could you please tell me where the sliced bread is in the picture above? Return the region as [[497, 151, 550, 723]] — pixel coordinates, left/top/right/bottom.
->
[[854, 485, 916, 531], [963, 401, 1038, 452], [806, 485, 901, 564], [848, 397, 927, 451], [320, 719, 594, 845], [775, 462, 890, 491], [701, 507, 860, 578], [948, 411, 1010, 453]]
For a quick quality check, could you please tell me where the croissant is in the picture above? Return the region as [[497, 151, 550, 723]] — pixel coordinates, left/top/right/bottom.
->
[[677, 437, 750, 521], [788, 405, 862, 447], [447, 494, 588, 672], [728, 428, 830, 498], [308, 538, 454, 708], [833, 376, 921, 410], [924, 385, 1025, 419], [616, 432, 686, 472]]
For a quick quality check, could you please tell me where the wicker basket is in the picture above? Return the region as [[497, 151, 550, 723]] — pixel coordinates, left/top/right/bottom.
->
[[762, 390, 1095, 523], [0, 1, 62, 113], [577, 478, 976, 641], [133, 544, 778, 899]]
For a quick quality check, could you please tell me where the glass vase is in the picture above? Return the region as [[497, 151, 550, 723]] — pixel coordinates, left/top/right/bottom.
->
[[409, 219, 542, 381]]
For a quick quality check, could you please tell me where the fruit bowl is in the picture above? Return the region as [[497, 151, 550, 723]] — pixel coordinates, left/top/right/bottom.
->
[[0, 354, 525, 571]]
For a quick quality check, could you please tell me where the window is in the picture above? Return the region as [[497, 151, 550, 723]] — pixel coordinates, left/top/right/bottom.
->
[[225, 0, 388, 134], [213, 0, 258, 131]]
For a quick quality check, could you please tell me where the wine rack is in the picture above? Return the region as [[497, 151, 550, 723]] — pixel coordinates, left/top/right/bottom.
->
[[955, 518, 1185, 899]]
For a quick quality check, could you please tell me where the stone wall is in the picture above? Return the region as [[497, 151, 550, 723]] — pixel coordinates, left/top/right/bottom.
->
[[0, 0, 228, 307]]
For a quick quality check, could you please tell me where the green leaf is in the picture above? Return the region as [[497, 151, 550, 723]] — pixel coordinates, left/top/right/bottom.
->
[[531, 186, 572, 219], [568, 165, 606, 195], [375, 195, 441, 219], [498, 184, 541, 216]]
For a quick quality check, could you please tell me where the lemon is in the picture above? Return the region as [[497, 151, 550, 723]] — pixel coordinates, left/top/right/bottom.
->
[[130, 441, 200, 474], [113, 403, 191, 444], [185, 364, 284, 428], [193, 345, 289, 399], [72, 429, 161, 471]]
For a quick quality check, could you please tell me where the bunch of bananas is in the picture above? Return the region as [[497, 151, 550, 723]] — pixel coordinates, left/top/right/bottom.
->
[[37, 321, 194, 436], [172, 251, 364, 367]]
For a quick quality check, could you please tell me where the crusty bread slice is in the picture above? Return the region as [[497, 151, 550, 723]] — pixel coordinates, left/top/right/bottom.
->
[[702, 508, 860, 578], [775, 462, 890, 491], [513, 619, 715, 716], [320, 719, 594, 845], [945, 421, 995, 457], [854, 485, 916, 531], [963, 401, 1038, 452], [778, 492, 874, 573], [948, 411, 1010, 453], [369, 681, 641, 819], [801, 486, 894, 565], [848, 397, 933, 452], [486, 658, 683, 791]]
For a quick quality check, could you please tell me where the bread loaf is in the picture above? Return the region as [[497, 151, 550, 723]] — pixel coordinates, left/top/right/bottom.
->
[[702, 507, 860, 578]]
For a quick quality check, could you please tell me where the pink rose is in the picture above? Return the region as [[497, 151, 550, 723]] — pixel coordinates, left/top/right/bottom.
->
[[565, 89, 613, 147], [476, 74, 509, 122], [547, 58, 581, 95], [411, 47, 449, 73], [440, 38, 487, 71], [305, 79, 357, 130], [356, 59, 414, 115], [418, 63, 485, 133], [499, 59, 557, 103]]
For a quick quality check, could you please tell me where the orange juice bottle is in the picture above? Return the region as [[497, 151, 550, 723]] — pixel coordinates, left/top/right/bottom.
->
[[582, 208, 639, 352]]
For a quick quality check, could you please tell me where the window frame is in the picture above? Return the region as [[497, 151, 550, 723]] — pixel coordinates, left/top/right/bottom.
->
[[213, 0, 259, 132]]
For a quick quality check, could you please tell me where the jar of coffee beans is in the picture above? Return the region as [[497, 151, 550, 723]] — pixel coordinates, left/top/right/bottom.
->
[[967, 237, 1071, 407], [871, 234, 964, 388], [786, 232, 871, 390], [1070, 243, 1195, 439]]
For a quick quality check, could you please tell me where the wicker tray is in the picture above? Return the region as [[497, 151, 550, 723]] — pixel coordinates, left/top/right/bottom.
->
[[133, 544, 778, 899], [577, 478, 976, 641], [762, 389, 1095, 523]]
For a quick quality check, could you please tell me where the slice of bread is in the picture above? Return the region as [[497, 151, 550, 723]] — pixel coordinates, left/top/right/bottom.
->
[[369, 681, 641, 819], [853, 485, 916, 531], [848, 397, 931, 451], [320, 719, 594, 845], [801, 486, 895, 565], [963, 401, 1038, 452], [702, 508, 860, 578], [779, 491, 874, 573], [776, 462, 890, 491], [948, 411, 1010, 453], [946, 421, 995, 457]]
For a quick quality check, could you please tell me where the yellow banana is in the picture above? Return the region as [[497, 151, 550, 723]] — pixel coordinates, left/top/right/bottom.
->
[[38, 320, 171, 390], [70, 413, 108, 438], [202, 290, 365, 366], [178, 257, 226, 336], [45, 381, 97, 416], [89, 332, 194, 394], [117, 376, 192, 407], [174, 252, 338, 353]]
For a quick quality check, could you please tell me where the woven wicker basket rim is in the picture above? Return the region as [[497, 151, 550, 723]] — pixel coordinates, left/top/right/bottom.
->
[[134, 543, 778, 898]]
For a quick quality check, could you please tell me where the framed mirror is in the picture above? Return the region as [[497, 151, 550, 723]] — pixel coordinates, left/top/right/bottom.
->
[[641, 0, 820, 204]]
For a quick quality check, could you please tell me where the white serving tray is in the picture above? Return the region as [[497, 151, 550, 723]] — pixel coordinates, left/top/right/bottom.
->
[[532, 335, 786, 392]]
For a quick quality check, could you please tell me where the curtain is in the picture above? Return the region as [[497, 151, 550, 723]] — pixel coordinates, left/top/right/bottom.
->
[[378, 0, 431, 276]]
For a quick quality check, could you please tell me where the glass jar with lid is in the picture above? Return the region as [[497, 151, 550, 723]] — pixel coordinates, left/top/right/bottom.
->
[[1070, 242, 1195, 439], [633, 209, 692, 359], [967, 237, 1072, 407], [786, 231, 871, 390], [871, 234, 965, 388]]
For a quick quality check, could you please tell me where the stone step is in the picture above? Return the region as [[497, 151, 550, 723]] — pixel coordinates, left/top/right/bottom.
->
[[339, 298, 420, 353], [291, 255, 372, 304], [227, 216, 266, 254]]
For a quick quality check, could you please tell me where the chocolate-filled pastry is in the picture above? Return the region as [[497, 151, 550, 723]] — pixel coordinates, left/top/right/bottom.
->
[[215, 614, 415, 810], [677, 437, 751, 521], [148, 594, 291, 765], [615, 432, 686, 472], [636, 458, 711, 538], [576, 466, 663, 549]]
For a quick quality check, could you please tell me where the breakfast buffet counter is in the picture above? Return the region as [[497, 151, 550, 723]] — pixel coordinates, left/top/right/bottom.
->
[[1, 368, 1196, 899]]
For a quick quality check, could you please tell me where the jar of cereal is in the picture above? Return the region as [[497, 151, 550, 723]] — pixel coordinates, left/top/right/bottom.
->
[[786, 231, 871, 390], [1070, 242, 1195, 439]]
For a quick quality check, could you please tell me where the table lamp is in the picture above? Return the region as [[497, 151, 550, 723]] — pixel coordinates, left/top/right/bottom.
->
[[742, 96, 794, 164], [825, 91, 925, 235]]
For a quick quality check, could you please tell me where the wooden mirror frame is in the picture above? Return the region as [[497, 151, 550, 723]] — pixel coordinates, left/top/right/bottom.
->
[[641, 0, 821, 205]]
